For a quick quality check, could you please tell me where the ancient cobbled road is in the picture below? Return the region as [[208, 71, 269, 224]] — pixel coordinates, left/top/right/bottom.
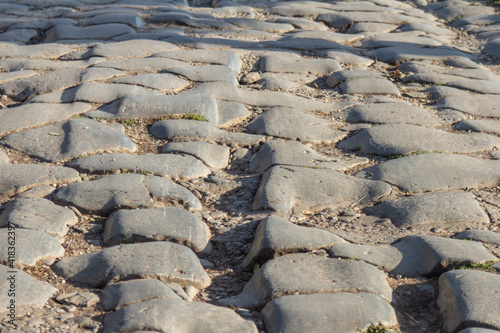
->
[[0, 0, 499, 332]]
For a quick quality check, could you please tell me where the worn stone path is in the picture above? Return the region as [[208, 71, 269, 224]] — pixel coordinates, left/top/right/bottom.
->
[[0, 0, 499, 332]]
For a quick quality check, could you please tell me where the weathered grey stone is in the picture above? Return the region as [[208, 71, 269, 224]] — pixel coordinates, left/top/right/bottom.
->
[[45, 23, 135, 42], [0, 29, 38, 43], [338, 124, 500, 155], [0, 264, 57, 315], [56, 292, 99, 307], [101, 279, 182, 311], [280, 30, 362, 43], [362, 33, 442, 48], [318, 49, 374, 66], [317, 12, 410, 29], [54, 174, 201, 215], [161, 142, 230, 170], [438, 270, 500, 332], [357, 153, 500, 192], [218, 254, 392, 308], [0, 67, 123, 101], [70, 82, 163, 103], [67, 153, 210, 180], [242, 216, 345, 267], [347, 22, 398, 34], [257, 76, 311, 91], [225, 17, 294, 33], [338, 78, 401, 96], [456, 229, 500, 246], [81, 13, 145, 28], [86, 92, 250, 127], [268, 3, 333, 16], [156, 49, 242, 73], [426, 86, 471, 100], [249, 139, 368, 173], [150, 119, 265, 146], [104, 207, 211, 253], [103, 298, 258, 333], [0, 149, 8, 164], [0, 164, 80, 196], [456, 119, 500, 135], [254, 165, 391, 214], [0, 43, 75, 58], [1, 119, 136, 162], [260, 53, 341, 76], [0, 102, 91, 135], [365, 192, 488, 228], [326, 70, 383, 88], [366, 46, 470, 65], [0, 197, 78, 238], [150, 12, 236, 30], [434, 95, 500, 117], [262, 293, 398, 333], [399, 22, 455, 36], [0, 229, 64, 267], [445, 79, 500, 94], [338, 103, 441, 125], [444, 57, 484, 69], [163, 65, 237, 85], [54, 242, 210, 288], [274, 17, 329, 31], [0, 57, 105, 71], [0, 70, 37, 84], [247, 107, 345, 144], [94, 56, 186, 71], [114, 73, 189, 92]]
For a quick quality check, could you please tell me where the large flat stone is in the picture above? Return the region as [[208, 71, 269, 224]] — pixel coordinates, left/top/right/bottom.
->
[[260, 53, 341, 76], [0, 57, 104, 71], [70, 82, 163, 103], [433, 95, 500, 117], [247, 107, 346, 143], [218, 254, 392, 308], [103, 207, 211, 253], [101, 279, 182, 311], [249, 139, 369, 173], [356, 153, 500, 192], [242, 216, 345, 267], [254, 165, 392, 214], [103, 298, 258, 333], [0, 102, 91, 136], [366, 46, 470, 65], [317, 12, 409, 29], [161, 142, 230, 170], [1, 119, 136, 162], [338, 124, 500, 155], [0, 197, 77, 238], [456, 119, 500, 135], [54, 241, 210, 288], [262, 293, 398, 333], [0, 43, 75, 58], [456, 229, 500, 246], [0, 264, 57, 315], [0, 229, 64, 267], [338, 78, 401, 96], [45, 23, 135, 42], [155, 49, 242, 73], [113, 73, 189, 92], [0, 164, 80, 196], [53, 174, 201, 215], [67, 153, 210, 180], [365, 192, 488, 228], [330, 235, 496, 277], [163, 65, 237, 85], [93, 57, 186, 72], [438, 270, 500, 332]]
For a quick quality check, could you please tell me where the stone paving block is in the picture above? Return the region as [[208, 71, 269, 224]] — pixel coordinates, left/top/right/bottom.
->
[[365, 192, 488, 228], [260, 53, 341, 76], [54, 173, 201, 215], [338, 77, 401, 96], [161, 141, 230, 169], [262, 293, 398, 333], [54, 242, 210, 288], [87, 92, 250, 127], [101, 279, 182, 311], [274, 17, 329, 31], [0, 197, 78, 238], [0, 57, 105, 71], [318, 49, 374, 66], [330, 235, 496, 277], [71, 82, 162, 103], [456, 229, 500, 246], [317, 12, 410, 29], [356, 153, 500, 192], [445, 78, 500, 94], [366, 45, 471, 65], [56, 292, 99, 307], [438, 270, 500, 332], [81, 12, 145, 28], [326, 69, 383, 88], [247, 107, 345, 143], [93, 56, 187, 71], [1, 119, 136, 162], [7, 17, 77, 32], [338, 124, 500, 155], [224, 17, 294, 33], [280, 30, 362, 43], [242, 216, 346, 267], [0, 43, 75, 58], [156, 49, 242, 73], [67, 153, 210, 180], [456, 120, 500, 135], [266, 37, 350, 51], [45, 23, 135, 42], [150, 119, 265, 146], [103, 207, 211, 253], [89, 39, 178, 59], [249, 139, 368, 173], [434, 95, 500, 117], [0, 264, 57, 315], [399, 22, 455, 36], [163, 65, 237, 85], [113, 73, 189, 92], [338, 103, 441, 125], [0, 70, 37, 84], [0, 229, 64, 267], [362, 33, 442, 48], [219, 254, 392, 308], [149, 12, 236, 30], [253, 165, 391, 214], [268, 4, 334, 16], [0, 28, 38, 43], [0, 164, 80, 196], [347, 22, 398, 34], [0, 102, 91, 135], [103, 298, 258, 333], [0, 67, 123, 101]]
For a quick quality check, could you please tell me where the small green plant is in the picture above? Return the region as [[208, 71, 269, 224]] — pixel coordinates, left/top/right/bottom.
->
[[412, 150, 430, 155], [348, 257, 359, 261], [362, 325, 401, 333], [74, 115, 87, 119], [117, 118, 141, 127], [432, 82, 445, 86], [182, 114, 208, 121], [388, 154, 403, 159], [459, 260, 499, 272]]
